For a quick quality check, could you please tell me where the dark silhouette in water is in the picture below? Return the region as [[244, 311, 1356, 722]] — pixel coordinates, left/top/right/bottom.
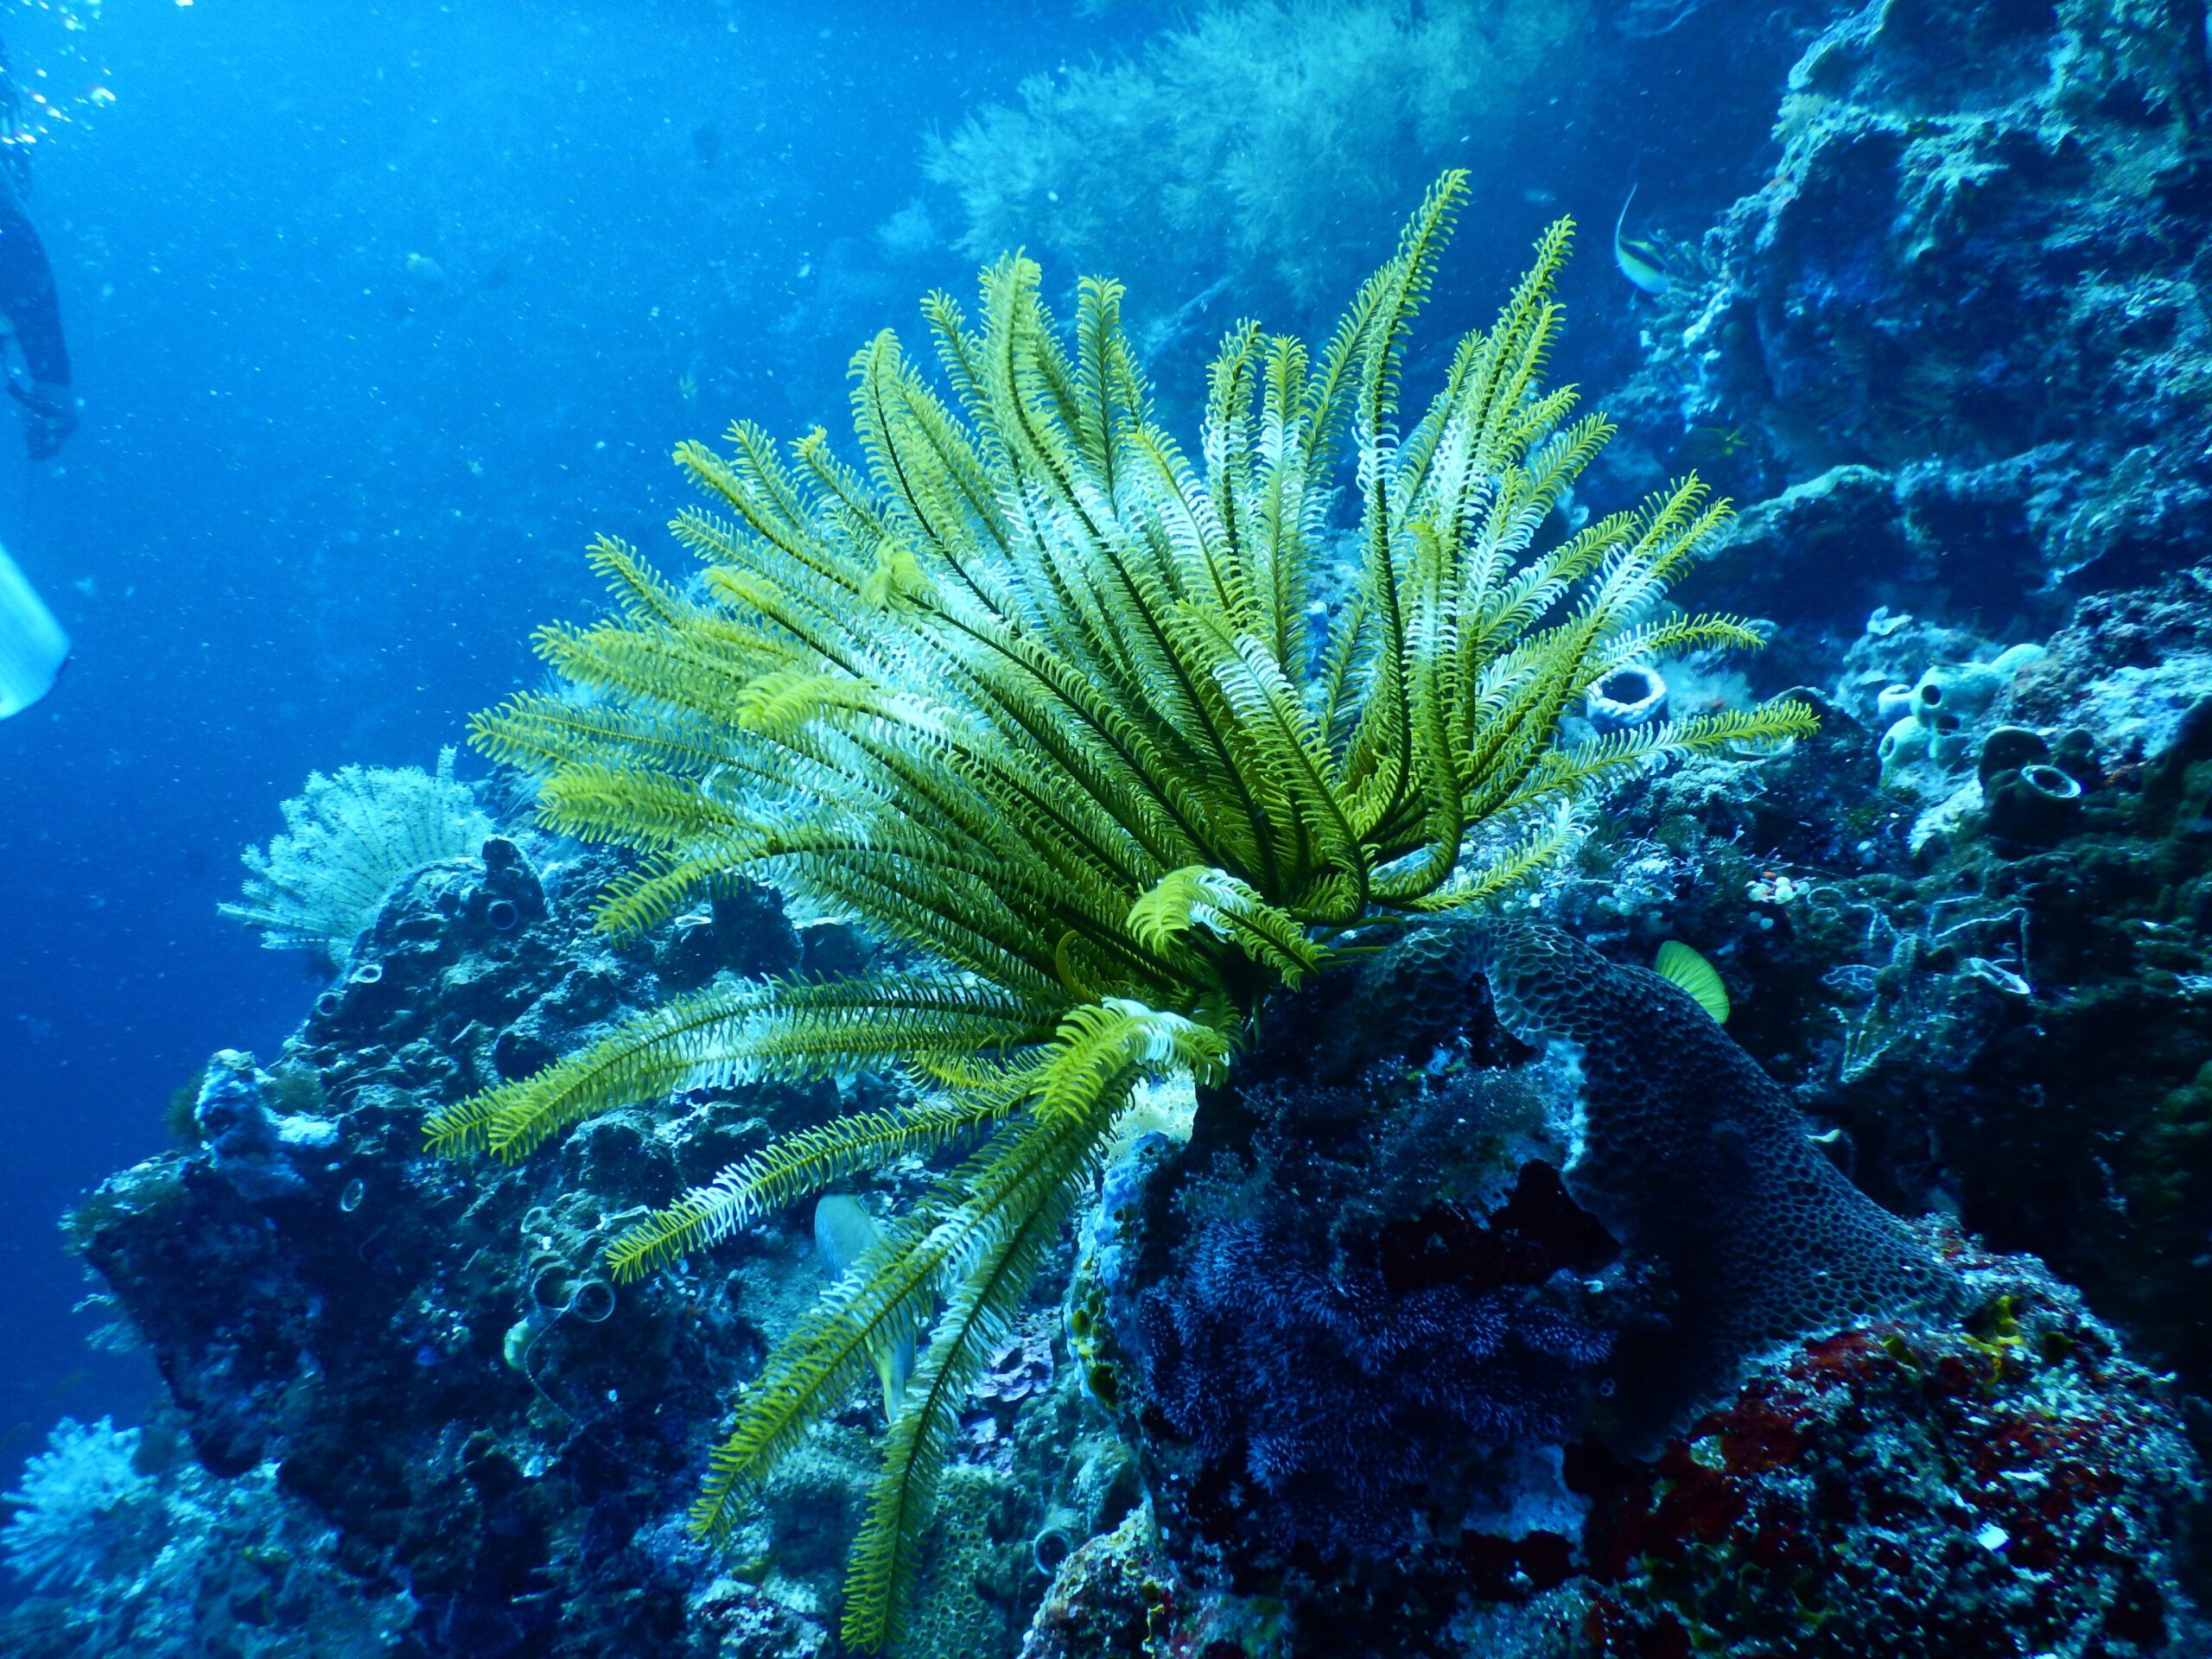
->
[[0, 36, 73, 461], [0, 34, 74, 722]]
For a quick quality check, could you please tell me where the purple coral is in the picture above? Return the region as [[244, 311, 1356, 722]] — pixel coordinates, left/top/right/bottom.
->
[[1136, 1192, 1610, 1557]]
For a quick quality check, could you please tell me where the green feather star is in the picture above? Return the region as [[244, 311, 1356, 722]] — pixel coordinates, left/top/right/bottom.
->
[[428, 169, 1815, 1652]]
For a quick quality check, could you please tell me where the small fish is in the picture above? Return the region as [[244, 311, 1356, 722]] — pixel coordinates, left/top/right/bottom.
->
[[1613, 185, 1670, 297], [1681, 423, 1748, 460], [815, 1195, 915, 1421], [1961, 957, 2031, 997]]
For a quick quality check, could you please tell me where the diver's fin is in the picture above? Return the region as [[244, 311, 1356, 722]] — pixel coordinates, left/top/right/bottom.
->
[[1654, 939, 1729, 1024], [0, 542, 67, 718]]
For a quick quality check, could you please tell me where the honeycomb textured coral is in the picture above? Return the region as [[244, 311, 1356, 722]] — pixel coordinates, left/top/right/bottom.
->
[[1475, 923, 1953, 1397], [1306, 920, 1494, 1080], [904, 1463, 1010, 1659]]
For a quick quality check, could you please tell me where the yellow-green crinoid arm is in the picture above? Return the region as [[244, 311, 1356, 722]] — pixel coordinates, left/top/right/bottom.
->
[[604, 1090, 1025, 1282], [422, 983, 777, 1160], [423, 972, 1057, 1162]]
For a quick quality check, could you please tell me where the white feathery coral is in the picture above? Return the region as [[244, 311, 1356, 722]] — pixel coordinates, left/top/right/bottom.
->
[[2, 1415, 156, 1593], [219, 747, 493, 964]]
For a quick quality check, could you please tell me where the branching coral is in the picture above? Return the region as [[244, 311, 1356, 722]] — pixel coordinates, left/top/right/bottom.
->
[[428, 172, 1811, 1649], [220, 747, 493, 966], [925, 0, 1589, 313]]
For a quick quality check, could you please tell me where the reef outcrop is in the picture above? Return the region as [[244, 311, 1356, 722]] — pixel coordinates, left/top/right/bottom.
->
[[1040, 922, 2205, 1656], [1615, 0, 2212, 628], [35, 835, 1113, 1658]]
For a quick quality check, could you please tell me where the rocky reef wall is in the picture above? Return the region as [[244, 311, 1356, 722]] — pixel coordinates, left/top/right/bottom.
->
[[1611, 0, 2212, 633]]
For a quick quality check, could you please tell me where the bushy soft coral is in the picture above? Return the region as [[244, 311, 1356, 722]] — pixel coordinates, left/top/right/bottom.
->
[[219, 747, 493, 966], [2, 1416, 156, 1593], [925, 0, 1587, 315]]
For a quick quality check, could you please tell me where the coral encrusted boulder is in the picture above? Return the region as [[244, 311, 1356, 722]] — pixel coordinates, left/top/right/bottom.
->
[[1051, 919, 2204, 1657]]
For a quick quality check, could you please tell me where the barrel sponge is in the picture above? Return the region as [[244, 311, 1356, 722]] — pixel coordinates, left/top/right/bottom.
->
[[1472, 921, 1954, 1426]]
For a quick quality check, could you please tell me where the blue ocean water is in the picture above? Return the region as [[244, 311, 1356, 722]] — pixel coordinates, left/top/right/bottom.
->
[[0, 0, 1782, 1456]]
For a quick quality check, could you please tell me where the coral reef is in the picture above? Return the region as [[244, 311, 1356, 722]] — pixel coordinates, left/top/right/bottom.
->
[[86, 719, 2212, 1658], [1500, 10, 2212, 1547], [1615, 0, 2212, 627], [28, 5, 2212, 1654], [1543, 570, 2212, 1422], [1033, 925, 2205, 1655], [428, 174, 1807, 1649], [2, 1413, 414, 1658], [28, 817, 1106, 1657]]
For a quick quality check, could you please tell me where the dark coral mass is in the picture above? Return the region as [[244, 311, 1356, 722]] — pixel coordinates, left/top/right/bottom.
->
[[1137, 1187, 1611, 1556], [1475, 920, 1956, 1436]]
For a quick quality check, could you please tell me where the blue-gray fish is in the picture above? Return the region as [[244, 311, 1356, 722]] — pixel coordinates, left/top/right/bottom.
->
[[814, 1195, 914, 1421]]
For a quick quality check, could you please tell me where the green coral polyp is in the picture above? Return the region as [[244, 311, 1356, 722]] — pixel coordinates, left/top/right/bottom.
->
[[428, 170, 1813, 1651]]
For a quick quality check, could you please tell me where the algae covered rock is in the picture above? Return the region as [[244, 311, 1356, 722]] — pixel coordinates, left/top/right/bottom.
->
[[1577, 1242, 2205, 1659]]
